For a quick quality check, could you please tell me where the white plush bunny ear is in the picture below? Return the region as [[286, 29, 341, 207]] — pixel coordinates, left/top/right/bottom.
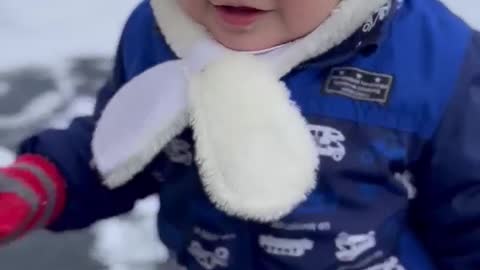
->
[[92, 39, 235, 189], [92, 61, 189, 189], [189, 54, 319, 222]]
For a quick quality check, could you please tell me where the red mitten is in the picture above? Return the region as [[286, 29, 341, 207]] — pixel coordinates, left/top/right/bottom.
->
[[0, 155, 66, 245]]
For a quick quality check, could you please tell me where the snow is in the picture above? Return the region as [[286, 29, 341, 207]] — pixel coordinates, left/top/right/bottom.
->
[[0, 146, 15, 166], [0, 0, 140, 69], [442, 0, 480, 28], [90, 195, 170, 270], [0, 1, 170, 269], [0, 0, 478, 269]]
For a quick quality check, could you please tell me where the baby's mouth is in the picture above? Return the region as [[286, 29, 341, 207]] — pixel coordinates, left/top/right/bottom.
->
[[214, 5, 268, 27], [216, 5, 265, 14]]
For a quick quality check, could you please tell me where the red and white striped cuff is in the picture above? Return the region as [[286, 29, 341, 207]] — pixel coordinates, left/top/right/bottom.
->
[[0, 154, 66, 240]]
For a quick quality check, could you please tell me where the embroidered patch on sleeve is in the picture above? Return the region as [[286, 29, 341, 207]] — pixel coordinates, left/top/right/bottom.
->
[[323, 67, 393, 105]]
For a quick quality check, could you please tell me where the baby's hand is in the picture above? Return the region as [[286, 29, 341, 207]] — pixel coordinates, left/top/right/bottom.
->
[[0, 155, 66, 246], [0, 188, 35, 244]]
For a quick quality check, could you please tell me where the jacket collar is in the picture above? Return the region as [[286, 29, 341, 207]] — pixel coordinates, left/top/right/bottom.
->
[[296, 0, 401, 71], [150, 0, 392, 76]]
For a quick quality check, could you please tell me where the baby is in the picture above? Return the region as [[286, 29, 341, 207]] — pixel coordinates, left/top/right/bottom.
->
[[1, 0, 479, 269]]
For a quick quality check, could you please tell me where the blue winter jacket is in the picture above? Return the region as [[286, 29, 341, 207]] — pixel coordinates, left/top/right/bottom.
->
[[18, 0, 480, 269]]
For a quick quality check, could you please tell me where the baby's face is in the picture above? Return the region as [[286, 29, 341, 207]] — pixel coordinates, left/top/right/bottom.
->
[[178, 0, 340, 51]]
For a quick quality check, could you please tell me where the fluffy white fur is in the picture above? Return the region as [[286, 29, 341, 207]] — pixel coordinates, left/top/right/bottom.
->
[[269, 0, 390, 76], [93, 39, 230, 189], [189, 54, 319, 222], [150, 0, 207, 58], [150, 0, 389, 76], [149, 0, 388, 220]]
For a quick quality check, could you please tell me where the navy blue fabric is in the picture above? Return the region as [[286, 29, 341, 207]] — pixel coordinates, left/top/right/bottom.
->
[[410, 30, 480, 270], [18, 0, 480, 269]]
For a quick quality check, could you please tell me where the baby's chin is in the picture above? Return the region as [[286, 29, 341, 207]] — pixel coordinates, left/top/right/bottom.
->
[[204, 22, 289, 52], [210, 30, 289, 52]]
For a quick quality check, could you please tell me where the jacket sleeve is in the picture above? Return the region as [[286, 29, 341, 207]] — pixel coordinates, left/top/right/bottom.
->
[[17, 13, 158, 232], [411, 31, 480, 270]]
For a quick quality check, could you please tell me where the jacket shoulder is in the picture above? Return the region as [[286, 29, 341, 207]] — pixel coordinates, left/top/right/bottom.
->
[[373, 0, 475, 138], [120, 1, 176, 80]]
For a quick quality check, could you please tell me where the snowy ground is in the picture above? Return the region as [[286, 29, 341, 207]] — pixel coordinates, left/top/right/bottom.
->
[[0, 1, 167, 270], [0, 0, 140, 69], [0, 1, 478, 270]]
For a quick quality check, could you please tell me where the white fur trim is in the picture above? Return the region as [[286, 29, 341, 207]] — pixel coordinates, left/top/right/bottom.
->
[[150, 0, 389, 75], [92, 61, 189, 188], [93, 39, 231, 189], [150, 0, 207, 57], [269, 0, 389, 76], [189, 54, 319, 222]]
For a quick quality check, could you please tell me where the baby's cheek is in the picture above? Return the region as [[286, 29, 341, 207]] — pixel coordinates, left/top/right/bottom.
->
[[177, 0, 210, 26], [279, 0, 340, 38]]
